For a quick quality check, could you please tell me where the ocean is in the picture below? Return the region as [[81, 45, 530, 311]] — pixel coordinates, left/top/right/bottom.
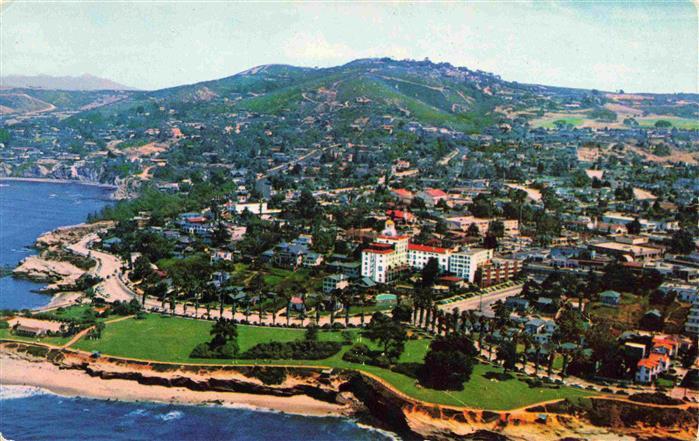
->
[[0, 180, 113, 310], [0, 386, 393, 441], [0, 181, 393, 440]]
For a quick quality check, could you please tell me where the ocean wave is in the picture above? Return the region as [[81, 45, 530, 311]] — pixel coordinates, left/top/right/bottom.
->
[[354, 422, 401, 441], [157, 410, 184, 421], [0, 385, 50, 400]]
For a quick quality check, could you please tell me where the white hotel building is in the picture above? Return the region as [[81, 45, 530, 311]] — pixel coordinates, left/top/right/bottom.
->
[[361, 220, 494, 284]]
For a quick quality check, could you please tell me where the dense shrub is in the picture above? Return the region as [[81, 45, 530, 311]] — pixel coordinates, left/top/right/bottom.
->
[[240, 340, 342, 360], [391, 362, 422, 379], [628, 392, 682, 406], [246, 367, 287, 385], [342, 343, 373, 364], [110, 299, 142, 316], [190, 341, 238, 359]]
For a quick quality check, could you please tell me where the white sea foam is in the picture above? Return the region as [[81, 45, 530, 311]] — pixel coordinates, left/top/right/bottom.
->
[[354, 422, 401, 441], [126, 408, 150, 417], [0, 385, 50, 400], [157, 410, 184, 421]]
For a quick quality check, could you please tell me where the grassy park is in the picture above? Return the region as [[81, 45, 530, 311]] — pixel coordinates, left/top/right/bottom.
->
[[70, 314, 594, 410], [0, 328, 73, 346]]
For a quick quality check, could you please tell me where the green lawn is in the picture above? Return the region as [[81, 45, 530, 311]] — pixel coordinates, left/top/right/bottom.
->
[[49, 305, 96, 321], [348, 304, 393, 315], [637, 116, 699, 130], [70, 314, 593, 409]]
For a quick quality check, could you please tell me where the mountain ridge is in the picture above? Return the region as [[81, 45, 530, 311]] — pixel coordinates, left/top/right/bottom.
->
[[1, 74, 138, 91]]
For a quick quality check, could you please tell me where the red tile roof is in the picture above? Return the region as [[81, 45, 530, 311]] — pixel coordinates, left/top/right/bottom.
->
[[424, 188, 447, 198], [408, 243, 449, 254], [365, 242, 395, 254], [392, 188, 413, 197]]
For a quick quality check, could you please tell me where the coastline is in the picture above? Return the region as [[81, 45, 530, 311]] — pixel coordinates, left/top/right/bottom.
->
[[0, 176, 117, 190], [0, 354, 351, 418]]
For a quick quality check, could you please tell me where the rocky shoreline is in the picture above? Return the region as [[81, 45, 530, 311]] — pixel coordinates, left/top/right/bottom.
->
[[2, 342, 696, 441], [10, 222, 113, 299]]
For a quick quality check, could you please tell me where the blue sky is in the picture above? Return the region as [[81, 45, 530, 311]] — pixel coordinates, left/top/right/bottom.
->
[[1, 1, 696, 92]]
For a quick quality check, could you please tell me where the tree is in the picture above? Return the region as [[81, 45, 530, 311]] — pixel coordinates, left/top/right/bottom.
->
[[483, 233, 498, 249], [670, 229, 695, 255], [305, 325, 319, 341], [364, 312, 407, 360], [488, 220, 505, 238], [391, 303, 412, 323], [467, 223, 481, 237], [421, 258, 440, 287], [556, 308, 586, 343], [132, 255, 153, 281], [419, 350, 473, 390], [586, 321, 625, 378], [212, 222, 231, 246], [626, 218, 642, 235], [418, 334, 476, 390], [470, 194, 494, 218], [496, 339, 517, 373], [208, 318, 239, 357]]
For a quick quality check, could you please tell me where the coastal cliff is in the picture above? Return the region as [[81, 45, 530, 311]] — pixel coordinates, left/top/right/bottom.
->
[[2, 343, 696, 441]]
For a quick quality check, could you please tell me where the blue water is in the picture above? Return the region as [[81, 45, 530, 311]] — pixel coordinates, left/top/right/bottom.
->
[[0, 387, 392, 441], [0, 180, 113, 310]]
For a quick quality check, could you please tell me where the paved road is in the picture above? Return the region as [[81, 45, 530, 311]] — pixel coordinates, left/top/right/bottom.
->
[[68, 234, 137, 303], [438, 285, 523, 317]]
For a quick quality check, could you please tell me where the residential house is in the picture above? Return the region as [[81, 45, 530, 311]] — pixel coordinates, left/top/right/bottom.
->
[[416, 188, 448, 207], [599, 290, 621, 306], [323, 274, 349, 294], [635, 353, 670, 383]]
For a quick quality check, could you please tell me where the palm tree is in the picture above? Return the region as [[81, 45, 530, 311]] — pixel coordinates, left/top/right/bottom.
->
[[243, 293, 251, 323], [314, 295, 321, 326], [520, 332, 533, 370], [533, 342, 542, 376], [218, 287, 225, 319], [329, 289, 339, 326], [194, 293, 201, 318], [230, 297, 238, 321], [339, 288, 353, 327], [359, 291, 368, 327], [460, 310, 469, 334], [423, 302, 432, 331], [547, 343, 558, 377], [451, 307, 460, 335], [257, 296, 265, 324], [430, 306, 438, 333], [284, 290, 294, 327]]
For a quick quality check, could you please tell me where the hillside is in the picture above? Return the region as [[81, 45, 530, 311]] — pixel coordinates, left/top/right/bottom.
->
[[0, 88, 137, 115], [0, 92, 55, 114]]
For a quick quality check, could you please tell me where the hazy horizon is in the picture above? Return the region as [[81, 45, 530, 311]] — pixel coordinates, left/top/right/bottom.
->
[[1, 1, 697, 93]]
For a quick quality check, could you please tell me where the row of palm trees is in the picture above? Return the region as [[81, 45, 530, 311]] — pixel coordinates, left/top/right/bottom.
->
[[408, 287, 578, 378], [152, 276, 387, 328]]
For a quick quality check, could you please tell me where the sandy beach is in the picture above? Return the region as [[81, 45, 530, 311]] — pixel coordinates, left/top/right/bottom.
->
[[0, 354, 349, 417]]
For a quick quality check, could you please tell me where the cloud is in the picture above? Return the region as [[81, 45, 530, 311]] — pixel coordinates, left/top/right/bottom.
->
[[282, 31, 412, 66], [283, 31, 354, 64]]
